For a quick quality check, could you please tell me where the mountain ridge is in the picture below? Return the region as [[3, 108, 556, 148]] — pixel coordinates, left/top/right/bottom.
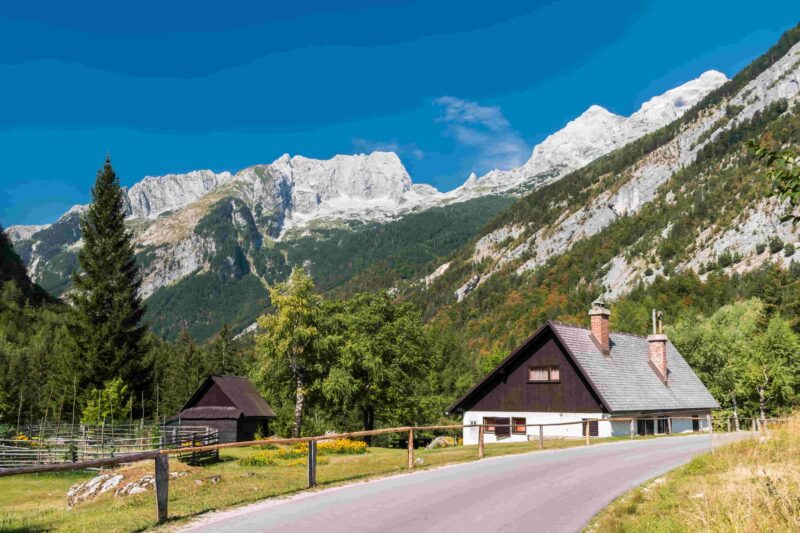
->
[[3, 67, 738, 339]]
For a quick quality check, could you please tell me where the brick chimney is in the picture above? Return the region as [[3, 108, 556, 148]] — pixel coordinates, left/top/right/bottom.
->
[[589, 298, 611, 355], [648, 309, 668, 383]]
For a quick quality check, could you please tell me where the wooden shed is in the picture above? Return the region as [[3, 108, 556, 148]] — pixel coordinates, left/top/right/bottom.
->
[[167, 375, 276, 443]]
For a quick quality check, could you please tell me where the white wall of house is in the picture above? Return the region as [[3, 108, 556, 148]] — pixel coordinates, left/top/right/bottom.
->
[[461, 411, 712, 445], [462, 411, 608, 444]]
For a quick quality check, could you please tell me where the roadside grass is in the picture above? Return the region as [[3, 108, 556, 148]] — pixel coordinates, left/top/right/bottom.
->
[[0, 434, 640, 532], [586, 418, 800, 533]]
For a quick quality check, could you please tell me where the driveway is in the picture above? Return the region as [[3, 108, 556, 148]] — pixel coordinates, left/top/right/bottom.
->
[[182, 433, 744, 533]]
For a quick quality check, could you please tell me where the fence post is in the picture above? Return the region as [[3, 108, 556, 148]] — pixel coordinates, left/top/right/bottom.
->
[[154, 454, 169, 524], [667, 418, 672, 435], [726, 418, 731, 433], [630, 418, 635, 439], [191, 433, 197, 465], [478, 425, 484, 459], [584, 421, 590, 446], [707, 414, 713, 452], [308, 440, 317, 487], [538, 425, 543, 449], [407, 429, 414, 469], [752, 418, 757, 436]]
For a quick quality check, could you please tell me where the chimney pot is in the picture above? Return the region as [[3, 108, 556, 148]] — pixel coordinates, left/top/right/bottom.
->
[[589, 299, 611, 355]]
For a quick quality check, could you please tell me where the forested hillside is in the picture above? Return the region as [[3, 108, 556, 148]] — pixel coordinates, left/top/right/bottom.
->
[[144, 195, 513, 340], [403, 23, 800, 358]]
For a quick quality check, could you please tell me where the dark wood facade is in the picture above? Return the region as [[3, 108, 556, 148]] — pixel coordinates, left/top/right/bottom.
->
[[166, 376, 276, 443], [450, 327, 606, 414]]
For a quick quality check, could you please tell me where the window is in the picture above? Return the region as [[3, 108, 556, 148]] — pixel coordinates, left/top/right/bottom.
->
[[582, 419, 599, 437], [692, 416, 700, 432], [529, 366, 560, 382], [512, 417, 526, 435], [483, 417, 511, 438]]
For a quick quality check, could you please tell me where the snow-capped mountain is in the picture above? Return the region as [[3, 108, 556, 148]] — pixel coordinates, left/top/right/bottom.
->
[[456, 70, 729, 197], [4, 68, 730, 340], [8, 70, 727, 244]]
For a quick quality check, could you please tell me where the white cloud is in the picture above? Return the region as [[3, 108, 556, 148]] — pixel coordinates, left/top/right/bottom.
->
[[434, 96, 529, 172], [352, 138, 425, 160]]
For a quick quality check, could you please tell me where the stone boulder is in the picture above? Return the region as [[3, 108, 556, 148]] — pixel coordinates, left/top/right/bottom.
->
[[426, 436, 456, 450]]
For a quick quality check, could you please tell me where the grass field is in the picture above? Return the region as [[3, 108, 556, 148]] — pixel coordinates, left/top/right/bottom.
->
[[586, 417, 800, 532], [0, 435, 613, 532]]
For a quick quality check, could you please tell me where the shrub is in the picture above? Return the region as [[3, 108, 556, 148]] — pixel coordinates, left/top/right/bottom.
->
[[644, 267, 654, 276], [717, 251, 733, 268], [756, 243, 766, 254], [769, 237, 784, 254], [784, 243, 795, 257]]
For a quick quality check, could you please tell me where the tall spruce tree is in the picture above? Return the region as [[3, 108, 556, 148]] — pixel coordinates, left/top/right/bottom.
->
[[71, 156, 148, 392]]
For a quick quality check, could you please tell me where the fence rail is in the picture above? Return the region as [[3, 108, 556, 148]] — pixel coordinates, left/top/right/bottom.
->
[[0, 415, 787, 525]]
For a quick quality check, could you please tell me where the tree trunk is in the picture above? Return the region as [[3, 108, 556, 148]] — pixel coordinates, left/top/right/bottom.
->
[[363, 405, 375, 446], [292, 375, 305, 438], [731, 394, 740, 432], [758, 385, 766, 426]]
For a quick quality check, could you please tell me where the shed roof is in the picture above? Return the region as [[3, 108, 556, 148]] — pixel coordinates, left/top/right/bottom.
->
[[182, 375, 276, 418], [448, 321, 719, 414]]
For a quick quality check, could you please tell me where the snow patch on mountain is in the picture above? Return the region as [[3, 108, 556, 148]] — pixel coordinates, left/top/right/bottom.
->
[[454, 70, 729, 199]]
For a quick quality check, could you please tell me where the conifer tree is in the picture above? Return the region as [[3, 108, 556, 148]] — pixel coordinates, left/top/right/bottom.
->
[[71, 156, 148, 391]]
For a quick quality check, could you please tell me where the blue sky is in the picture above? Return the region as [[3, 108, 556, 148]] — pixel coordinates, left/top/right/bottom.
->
[[1, 1, 798, 226]]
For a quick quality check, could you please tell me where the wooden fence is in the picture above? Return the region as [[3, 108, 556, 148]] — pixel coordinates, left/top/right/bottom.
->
[[0, 415, 786, 525]]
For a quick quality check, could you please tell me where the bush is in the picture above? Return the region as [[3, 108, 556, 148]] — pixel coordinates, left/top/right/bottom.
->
[[717, 251, 733, 268], [769, 237, 784, 254], [756, 243, 766, 254], [644, 267, 654, 276], [784, 243, 795, 257]]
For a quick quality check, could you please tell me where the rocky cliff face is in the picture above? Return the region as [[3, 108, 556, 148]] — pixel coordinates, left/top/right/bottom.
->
[[443, 39, 800, 303], [2, 65, 735, 330]]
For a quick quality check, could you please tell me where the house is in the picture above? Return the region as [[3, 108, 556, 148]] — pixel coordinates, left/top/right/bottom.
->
[[447, 300, 719, 444], [166, 375, 276, 443]]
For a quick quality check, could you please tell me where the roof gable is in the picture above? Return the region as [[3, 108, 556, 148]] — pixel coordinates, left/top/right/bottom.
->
[[447, 322, 612, 414], [182, 375, 276, 418]]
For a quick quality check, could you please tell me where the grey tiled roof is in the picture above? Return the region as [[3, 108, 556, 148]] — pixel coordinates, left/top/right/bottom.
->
[[552, 322, 719, 412]]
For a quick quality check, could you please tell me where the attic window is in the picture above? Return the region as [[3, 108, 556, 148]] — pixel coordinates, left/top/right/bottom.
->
[[529, 366, 560, 383]]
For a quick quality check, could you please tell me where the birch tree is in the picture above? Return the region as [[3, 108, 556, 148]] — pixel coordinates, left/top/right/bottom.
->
[[255, 268, 322, 437]]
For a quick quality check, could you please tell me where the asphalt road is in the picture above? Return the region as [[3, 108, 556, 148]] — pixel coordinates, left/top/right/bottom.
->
[[182, 433, 741, 533]]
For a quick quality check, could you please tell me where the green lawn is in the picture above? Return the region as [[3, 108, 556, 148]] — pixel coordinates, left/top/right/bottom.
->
[[0, 436, 616, 532]]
